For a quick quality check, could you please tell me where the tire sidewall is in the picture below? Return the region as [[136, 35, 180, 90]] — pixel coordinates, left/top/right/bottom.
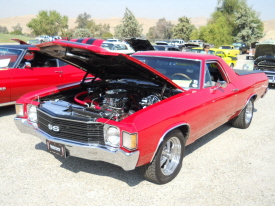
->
[[242, 99, 254, 128], [154, 130, 185, 184]]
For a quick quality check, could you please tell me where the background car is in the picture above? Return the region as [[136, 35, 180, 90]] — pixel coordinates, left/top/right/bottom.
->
[[219, 45, 240, 56], [101, 41, 135, 54], [35, 35, 50, 43], [0, 41, 97, 107], [153, 45, 181, 51], [253, 40, 275, 84], [105, 39, 120, 42], [190, 47, 237, 68]]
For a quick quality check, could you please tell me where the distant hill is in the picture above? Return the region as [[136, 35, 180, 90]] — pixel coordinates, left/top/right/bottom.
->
[[0, 15, 274, 41], [0, 15, 208, 35]]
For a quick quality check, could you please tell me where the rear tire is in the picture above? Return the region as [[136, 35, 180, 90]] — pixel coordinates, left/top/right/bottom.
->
[[231, 99, 254, 129], [138, 129, 185, 184]]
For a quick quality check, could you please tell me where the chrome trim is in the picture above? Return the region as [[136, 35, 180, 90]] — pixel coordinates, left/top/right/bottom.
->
[[14, 117, 139, 171], [38, 108, 98, 124], [150, 123, 189, 163], [237, 95, 256, 116], [0, 101, 16, 107]]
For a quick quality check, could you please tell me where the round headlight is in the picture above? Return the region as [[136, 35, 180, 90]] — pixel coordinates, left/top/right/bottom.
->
[[106, 127, 120, 146], [27, 105, 37, 122]]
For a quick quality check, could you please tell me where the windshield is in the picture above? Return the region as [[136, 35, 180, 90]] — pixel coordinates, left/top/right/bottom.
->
[[0, 48, 23, 68], [133, 56, 201, 89], [232, 43, 242, 47], [220, 46, 231, 49], [190, 49, 215, 55], [101, 43, 128, 50]]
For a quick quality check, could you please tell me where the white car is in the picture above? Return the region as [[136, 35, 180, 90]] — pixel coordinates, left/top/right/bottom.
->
[[101, 42, 135, 54], [105, 39, 120, 42], [35, 35, 50, 43]]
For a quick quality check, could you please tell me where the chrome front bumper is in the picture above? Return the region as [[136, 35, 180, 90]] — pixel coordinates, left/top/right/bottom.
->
[[14, 118, 139, 171]]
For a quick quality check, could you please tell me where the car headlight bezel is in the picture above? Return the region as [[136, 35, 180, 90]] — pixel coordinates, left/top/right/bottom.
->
[[104, 125, 120, 147], [27, 104, 37, 122]]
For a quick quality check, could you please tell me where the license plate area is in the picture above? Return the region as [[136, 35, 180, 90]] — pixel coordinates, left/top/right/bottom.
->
[[46, 140, 67, 158]]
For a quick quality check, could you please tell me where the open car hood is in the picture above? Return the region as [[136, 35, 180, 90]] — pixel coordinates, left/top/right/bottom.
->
[[124, 38, 155, 52], [11, 38, 28, 45], [255, 42, 275, 60], [36, 41, 183, 90]]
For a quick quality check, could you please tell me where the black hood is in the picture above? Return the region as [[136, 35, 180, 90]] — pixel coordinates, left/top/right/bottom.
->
[[37, 41, 179, 89], [254, 42, 275, 59], [124, 38, 155, 52]]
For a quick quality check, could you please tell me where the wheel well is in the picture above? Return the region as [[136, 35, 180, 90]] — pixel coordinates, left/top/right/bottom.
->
[[149, 124, 190, 163], [176, 125, 190, 140]]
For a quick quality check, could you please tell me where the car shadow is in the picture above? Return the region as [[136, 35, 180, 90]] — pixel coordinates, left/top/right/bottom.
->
[[34, 121, 237, 186], [35, 142, 145, 186], [0, 105, 15, 117]]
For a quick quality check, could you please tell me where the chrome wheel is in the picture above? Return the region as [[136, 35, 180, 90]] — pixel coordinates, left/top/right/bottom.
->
[[245, 100, 253, 124], [160, 136, 181, 176]]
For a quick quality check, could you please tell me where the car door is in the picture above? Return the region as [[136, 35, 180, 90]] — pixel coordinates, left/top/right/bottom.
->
[[0, 68, 12, 104], [0, 48, 24, 105], [10, 51, 66, 102], [191, 61, 238, 139], [56, 60, 86, 83]]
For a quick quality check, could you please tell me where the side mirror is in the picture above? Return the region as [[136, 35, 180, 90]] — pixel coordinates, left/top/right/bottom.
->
[[215, 81, 227, 88], [211, 81, 227, 92], [24, 62, 31, 68]]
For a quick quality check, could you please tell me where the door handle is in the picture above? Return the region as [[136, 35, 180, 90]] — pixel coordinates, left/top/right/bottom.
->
[[231, 88, 239, 92], [55, 71, 63, 73]]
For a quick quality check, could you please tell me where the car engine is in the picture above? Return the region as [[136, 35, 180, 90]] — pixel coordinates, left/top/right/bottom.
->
[[39, 79, 178, 122]]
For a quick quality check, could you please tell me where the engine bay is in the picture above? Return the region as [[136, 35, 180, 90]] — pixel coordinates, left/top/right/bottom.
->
[[39, 79, 181, 122]]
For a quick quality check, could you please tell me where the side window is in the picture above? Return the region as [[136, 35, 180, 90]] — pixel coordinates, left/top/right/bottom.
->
[[204, 62, 226, 87], [58, 60, 68, 67]]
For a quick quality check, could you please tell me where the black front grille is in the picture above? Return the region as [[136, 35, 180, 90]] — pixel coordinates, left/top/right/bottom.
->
[[37, 109, 104, 144], [258, 61, 275, 71]]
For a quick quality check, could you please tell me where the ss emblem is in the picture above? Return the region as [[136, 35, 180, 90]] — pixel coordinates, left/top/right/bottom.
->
[[48, 124, 60, 132]]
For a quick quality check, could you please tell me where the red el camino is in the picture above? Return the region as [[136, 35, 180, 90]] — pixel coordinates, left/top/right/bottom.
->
[[0, 38, 103, 107], [14, 41, 268, 184]]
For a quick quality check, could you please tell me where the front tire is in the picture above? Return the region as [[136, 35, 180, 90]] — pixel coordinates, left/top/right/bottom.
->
[[231, 99, 254, 129], [138, 129, 185, 184]]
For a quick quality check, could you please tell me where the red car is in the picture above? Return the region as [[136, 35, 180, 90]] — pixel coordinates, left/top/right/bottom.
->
[[0, 39, 103, 107], [14, 41, 268, 184]]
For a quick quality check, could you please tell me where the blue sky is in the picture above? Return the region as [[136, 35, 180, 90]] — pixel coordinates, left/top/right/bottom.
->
[[2, 0, 274, 21]]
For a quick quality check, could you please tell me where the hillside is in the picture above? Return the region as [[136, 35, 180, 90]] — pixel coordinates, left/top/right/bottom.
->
[[0, 15, 274, 41], [0, 15, 208, 35]]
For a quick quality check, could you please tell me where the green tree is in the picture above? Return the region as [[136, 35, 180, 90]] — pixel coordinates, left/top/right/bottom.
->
[[10, 23, 23, 35], [27, 10, 68, 36], [234, 4, 264, 43], [114, 8, 143, 38], [172, 16, 195, 41], [95, 23, 111, 37], [0, 26, 8, 34], [75, 12, 96, 31], [73, 28, 92, 38], [198, 0, 264, 47], [146, 18, 173, 40]]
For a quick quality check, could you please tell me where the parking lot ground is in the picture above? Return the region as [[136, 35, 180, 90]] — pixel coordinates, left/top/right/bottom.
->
[[0, 88, 275, 206]]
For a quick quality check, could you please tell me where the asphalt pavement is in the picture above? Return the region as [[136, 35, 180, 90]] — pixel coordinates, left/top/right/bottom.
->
[[0, 54, 274, 206]]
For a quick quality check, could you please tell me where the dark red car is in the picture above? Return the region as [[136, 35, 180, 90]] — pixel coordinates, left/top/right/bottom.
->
[[0, 39, 103, 107]]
